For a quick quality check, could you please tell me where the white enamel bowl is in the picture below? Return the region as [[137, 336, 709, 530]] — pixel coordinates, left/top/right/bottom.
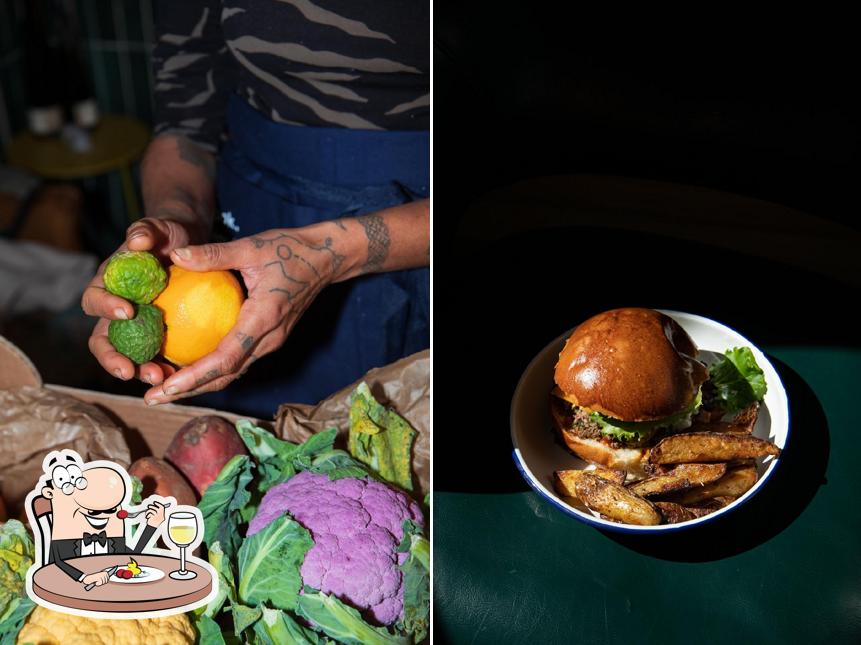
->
[[510, 310, 789, 533]]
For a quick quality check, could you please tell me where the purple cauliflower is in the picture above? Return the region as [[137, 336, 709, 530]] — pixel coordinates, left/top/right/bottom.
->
[[246, 471, 424, 626]]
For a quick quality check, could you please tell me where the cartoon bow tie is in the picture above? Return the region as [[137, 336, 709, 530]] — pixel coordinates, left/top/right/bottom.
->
[[82, 531, 107, 547]]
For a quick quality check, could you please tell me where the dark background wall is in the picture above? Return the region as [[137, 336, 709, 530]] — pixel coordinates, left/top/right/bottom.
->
[[435, 9, 861, 243]]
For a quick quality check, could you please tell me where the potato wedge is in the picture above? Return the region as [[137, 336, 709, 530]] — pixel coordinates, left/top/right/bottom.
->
[[627, 463, 727, 498], [574, 473, 661, 526], [690, 402, 759, 434], [666, 465, 758, 505], [686, 495, 736, 515], [730, 402, 760, 434], [649, 432, 781, 464], [554, 468, 626, 500], [641, 462, 672, 476], [654, 501, 698, 524], [655, 495, 738, 524]]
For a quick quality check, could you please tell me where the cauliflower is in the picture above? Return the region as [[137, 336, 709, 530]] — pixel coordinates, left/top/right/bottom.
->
[[246, 471, 424, 626], [16, 606, 195, 645]]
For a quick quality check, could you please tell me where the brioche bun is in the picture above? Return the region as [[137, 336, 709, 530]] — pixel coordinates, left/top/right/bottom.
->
[[554, 308, 707, 422]]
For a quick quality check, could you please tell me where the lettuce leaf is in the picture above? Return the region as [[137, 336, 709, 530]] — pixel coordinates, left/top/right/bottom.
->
[[591, 389, 703, 443], [348, 383, 417, 491], [709, 347, 768, 413], [295, 590, 411, 645], [237, 514, 314, 611], [199, 455, 255, 561]]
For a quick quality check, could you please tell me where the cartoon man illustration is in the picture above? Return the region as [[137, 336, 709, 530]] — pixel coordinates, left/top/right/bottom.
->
[[37, 450, 167, 587]]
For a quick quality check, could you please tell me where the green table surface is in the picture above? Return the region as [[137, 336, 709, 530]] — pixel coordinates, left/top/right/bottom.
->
[[435, 347, 861, 643]]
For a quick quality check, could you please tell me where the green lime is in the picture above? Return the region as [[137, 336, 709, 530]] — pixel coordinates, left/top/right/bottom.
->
[[108, 304, 165, 364], [103, 251, 167, 304]]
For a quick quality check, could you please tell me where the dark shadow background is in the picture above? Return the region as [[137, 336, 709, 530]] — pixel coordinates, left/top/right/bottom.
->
[[435, 12, 861, 243]]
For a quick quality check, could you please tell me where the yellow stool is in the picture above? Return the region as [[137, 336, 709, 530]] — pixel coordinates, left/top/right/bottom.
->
[[5, 115, 150, 222]]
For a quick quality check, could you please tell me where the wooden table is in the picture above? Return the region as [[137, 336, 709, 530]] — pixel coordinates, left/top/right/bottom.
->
[[31, 553, 212, 614], [5, 115, 150, 222]]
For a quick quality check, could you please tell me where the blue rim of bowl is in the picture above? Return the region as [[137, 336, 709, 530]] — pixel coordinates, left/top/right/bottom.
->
[[509, 310, 791, 533]]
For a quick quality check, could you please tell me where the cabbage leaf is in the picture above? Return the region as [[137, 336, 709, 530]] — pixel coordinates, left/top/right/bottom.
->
[[296, 590, 410, 645], [237, 514, 313, 611], [199, 455, 254, 561], [0, 520, 36, 645], [348, 383, 417, 491]]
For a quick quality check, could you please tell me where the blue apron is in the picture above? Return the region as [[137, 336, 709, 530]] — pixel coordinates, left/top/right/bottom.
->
[[190, 95, 429, 418]]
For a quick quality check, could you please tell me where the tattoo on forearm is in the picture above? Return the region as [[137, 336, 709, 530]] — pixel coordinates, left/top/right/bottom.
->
[[249, 232, 345, 302], [333, 219, 347, 231], [357, 213, 390, 273], [176, 136, 215, 182], [235, 331, 255, 352]]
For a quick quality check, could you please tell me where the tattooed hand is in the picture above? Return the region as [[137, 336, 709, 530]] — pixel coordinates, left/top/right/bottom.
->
[[141, 198, 428, 404], [143, 224, 350, 404], [82, 217, 203, 387]]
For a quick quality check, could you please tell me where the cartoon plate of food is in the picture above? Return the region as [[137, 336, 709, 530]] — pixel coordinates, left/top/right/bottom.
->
[[110, 558, 165, 584]]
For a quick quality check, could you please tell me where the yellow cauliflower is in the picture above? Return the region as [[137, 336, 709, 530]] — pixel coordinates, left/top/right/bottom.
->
[[16, 606, 195, 645]]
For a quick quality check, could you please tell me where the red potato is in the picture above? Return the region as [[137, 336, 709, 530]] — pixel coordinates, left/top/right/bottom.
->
[[128, 457, 197, 506], [164, 416, 247, 495]]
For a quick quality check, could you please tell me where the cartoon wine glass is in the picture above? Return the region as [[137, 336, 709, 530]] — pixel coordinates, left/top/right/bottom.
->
[[167, 511, 197, 580]]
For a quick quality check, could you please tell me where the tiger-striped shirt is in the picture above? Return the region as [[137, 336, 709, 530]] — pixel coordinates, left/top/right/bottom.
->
[[152, 0, 429, 152]]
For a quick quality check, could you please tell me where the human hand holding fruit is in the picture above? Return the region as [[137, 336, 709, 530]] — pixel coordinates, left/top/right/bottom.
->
[[143, 223, 349, 405], [81, 218, 200, 386]]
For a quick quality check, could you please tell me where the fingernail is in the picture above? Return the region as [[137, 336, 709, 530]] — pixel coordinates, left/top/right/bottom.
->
[[127, 227, 145, 239], [113, 369, 122, 379], [165, 385, 179, 395], [114, 308, 129, 320], [173, 247, 191, 260], [141, 375, 151, 384], [146, 399, 159, 406]]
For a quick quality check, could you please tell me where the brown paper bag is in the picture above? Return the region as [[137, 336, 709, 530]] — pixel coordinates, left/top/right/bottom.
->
[[0, 386, 131, 515], [276, 350, 429, 499]]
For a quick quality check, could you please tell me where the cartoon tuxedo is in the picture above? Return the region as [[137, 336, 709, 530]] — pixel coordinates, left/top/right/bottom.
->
[[49, 525, 157, 582]]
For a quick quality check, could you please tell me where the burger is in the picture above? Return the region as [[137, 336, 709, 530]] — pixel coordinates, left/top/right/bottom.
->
[[551, 308, 709, 471]]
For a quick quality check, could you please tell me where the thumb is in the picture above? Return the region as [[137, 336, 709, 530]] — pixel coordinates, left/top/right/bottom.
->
[[170, 240, 245, 271], [125, 220, 160, 251]]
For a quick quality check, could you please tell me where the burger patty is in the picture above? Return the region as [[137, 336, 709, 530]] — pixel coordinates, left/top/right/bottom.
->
[[550, 395, 662, 448], [569, 406, 604, 440]]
